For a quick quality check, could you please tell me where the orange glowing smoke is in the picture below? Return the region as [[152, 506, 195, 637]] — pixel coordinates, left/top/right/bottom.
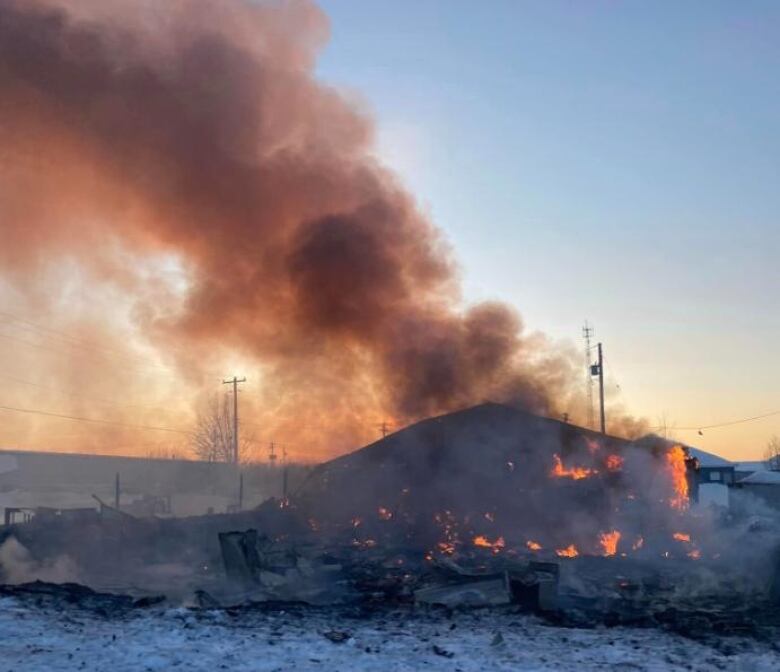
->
[[473, 535, 505, 552], [599, 530, 621, 556], [632, 536, 644, 551], [687, 549, 701, 560], [586, 439, 601, 454], [665, 446, 690, 510], [605, 454, 624, 472], [526, 540, 542, 552], [551, 454, 598, 480], [673, 532, 691, 543], [556, 544, 579, 558]]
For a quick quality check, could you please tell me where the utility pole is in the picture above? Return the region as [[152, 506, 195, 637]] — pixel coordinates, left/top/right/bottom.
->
[[114, 472, 120, 510], [281, 446, 288, 500], [582, 321, 595, 429], [378, 421, 391, 438], [591, 342, 605, 435], [268, 441, 277, 468], [238, 471, 244, 510], [222, 376, 246, 465]]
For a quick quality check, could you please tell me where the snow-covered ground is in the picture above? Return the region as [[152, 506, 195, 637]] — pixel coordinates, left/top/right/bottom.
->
[[1, 597, 779, 671]]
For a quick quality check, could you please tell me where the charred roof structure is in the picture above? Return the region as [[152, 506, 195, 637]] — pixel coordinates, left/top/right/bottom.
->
[[295, 403, 695, 559]]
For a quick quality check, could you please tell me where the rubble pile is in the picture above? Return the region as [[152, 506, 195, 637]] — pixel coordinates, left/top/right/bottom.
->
[[1, 403, 780, 640]]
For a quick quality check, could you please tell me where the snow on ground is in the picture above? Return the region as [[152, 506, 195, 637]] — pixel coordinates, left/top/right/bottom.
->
[[1, 598, 779, 672]]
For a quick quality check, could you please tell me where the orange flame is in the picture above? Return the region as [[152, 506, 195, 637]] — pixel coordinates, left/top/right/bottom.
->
[[526, 540, 542, 552], [599, 530, 621, 556], [665, 445, 689, 510], [673, 532, 691, 543], [605, 454, 623, 471], [473, 535, 505, 552], [556, 544, 579, 558], [551, 454, 598, 480]]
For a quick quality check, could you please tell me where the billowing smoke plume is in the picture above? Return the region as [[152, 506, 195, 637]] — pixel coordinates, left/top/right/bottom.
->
[[0, 0, 643, 457]]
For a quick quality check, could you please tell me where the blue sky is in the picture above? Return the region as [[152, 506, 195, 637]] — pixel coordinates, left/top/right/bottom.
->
[[315, 1, 780, 459]]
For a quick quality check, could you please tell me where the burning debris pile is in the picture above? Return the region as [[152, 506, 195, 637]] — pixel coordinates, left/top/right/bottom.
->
[[2, 404, 780, 639], [294, 404, 702, 563]]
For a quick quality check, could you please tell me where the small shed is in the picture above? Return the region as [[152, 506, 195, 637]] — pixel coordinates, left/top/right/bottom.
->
[[732, 470, 780, 511], [687, 447, 736, 486]]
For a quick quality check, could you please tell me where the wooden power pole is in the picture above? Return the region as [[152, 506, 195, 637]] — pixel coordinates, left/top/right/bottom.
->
[[589, 343, 606, 435], [222, 376, 246, 464], [597, 343, 605, 434]]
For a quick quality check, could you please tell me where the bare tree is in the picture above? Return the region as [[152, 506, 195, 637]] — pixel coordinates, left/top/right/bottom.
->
[[193, 394, 236, 463], [192, 394, 257, 463], [765, 435, 780, 471]]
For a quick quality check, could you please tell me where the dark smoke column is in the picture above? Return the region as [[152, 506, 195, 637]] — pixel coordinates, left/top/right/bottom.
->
[[0, 0, 586, 451]]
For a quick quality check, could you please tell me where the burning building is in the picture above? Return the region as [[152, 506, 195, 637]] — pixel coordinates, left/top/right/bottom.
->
[[295, 403, 699, 561]]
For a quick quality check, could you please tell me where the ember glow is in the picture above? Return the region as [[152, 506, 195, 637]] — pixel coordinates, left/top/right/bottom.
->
[[556, 544, 579, 558], [665, 446, 690, 510], [586, 439, 601, 454], [526, 540, 542, 552], [473, 535, 505, 553], [599, 530, 621, 557], [605, 454, 624, 472], [551, 454, 598, 480], [437, 542, 456, 555], [673, 532, 691, 543]]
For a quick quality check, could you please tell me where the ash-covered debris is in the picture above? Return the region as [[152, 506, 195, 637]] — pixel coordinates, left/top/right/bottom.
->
[[0, 580, 164, 615], [1, 404, 780, 643], [218, 529, 356, 605]]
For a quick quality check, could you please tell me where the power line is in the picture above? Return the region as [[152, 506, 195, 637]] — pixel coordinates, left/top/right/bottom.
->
[[0, 310, 229, 379], [654, 409, 780, 432], [0, 371, 183, 413], [0, 403, 194, 435], [0, 330, 182, 380]]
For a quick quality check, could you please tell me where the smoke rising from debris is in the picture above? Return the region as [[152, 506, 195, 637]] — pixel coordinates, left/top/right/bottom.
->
[[0, 0, 643, 456]]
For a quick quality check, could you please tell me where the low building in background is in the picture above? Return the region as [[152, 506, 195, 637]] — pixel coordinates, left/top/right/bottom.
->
[[0, 449, 310, 522]]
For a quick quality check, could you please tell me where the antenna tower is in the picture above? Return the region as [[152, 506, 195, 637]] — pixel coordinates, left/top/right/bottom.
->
[[582, 321, 595, 429]]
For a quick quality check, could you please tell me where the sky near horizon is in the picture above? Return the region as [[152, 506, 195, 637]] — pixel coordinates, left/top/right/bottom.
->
[[316, 0, 780, 461]]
